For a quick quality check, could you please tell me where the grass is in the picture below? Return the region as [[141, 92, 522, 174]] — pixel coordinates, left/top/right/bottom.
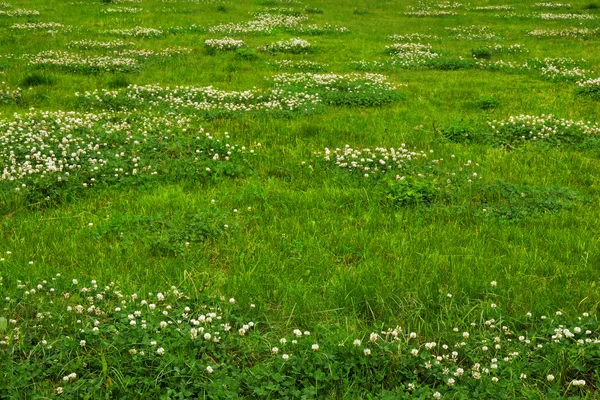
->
[[1, 0, 600, 397]]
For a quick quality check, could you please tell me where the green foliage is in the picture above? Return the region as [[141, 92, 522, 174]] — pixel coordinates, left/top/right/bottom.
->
[[305, 7, 324, 14], [384, 177, 438, 206], [427, 58, 476, 71], [576, 84, 600, 101], [441, 123, 482, 143], [353, 8, 369, 15], [235, 47, 259, 60], [20, 73, 56, 88], [91, 209, 228, 256], [472, 181, 579, 221], [473, 95, 501, 110], [471, 48, 492, 60], [107, 75, 130, 89]]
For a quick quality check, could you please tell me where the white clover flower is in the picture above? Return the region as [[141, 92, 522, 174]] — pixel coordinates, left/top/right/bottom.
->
[[229, 298, 235, 304], [156, 347, 165, 355], [491, 377, 499, 382], [353, 339, 361, 346], [271, 347, 279, 354], [462, 332, 469, 339], [312, 344, 319, 351], [409, 332, 417, 339], [280, 338, 287, 344], [411, 348, 419, 356], [447, 378, 455, 386], [80, 340, 86, 348], [206, 366, 214, 374], [363, 348, 371, 356], [547, 374, 555, 381], [433, 392, 441, 399], [282, 354, 290, 361], [204, 333, 211, 341], [490, 281, 497, 287], [56, 387, 63, 394]]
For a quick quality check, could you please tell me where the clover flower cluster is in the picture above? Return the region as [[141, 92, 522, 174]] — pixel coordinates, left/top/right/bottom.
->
[[24, 50, 139, 73], [404, 10, 459, 17], [487, 114, 600, 145], [527, 57, 588, 82], [445, 25, 497, 40], [105, 26, 164, 38], [272, 60, 328, 71], [432, 1, 463, 9], [540, 65, 589, 82], [322, 145, 431, 178], [576, 77, 600, 89], [0, 85, 21, 105], [295, 23, 349, 35], [272, 72, 397, 92], [0, 8, 40, 16], [261, 37, 312, 53], [113, 47, 191, 58], [534, 2, 572, 7], [208, 12, 306, 35], [388, 33, 439, 42], [101, 7, 142, 14], [0, 273, 597, 397], [204, 37, 246, 51], [474, 59, 527, 72], [527, 27, 600, 38], [67, 40, 134, 50], [538, 12, 595, 20], [0, 274, 257, 393], [385, 42, 440, 67], [471, 5, 513, 10], [0, 111, 247, 193], [0, 2, 11, 8], [253, 7, 298, 16], [10, 22, 66, 32], [486, 44, 525, 54], [80, 84, 321, 115]]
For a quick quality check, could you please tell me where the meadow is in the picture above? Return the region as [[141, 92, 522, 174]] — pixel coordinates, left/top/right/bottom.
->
[[1, 0, 600, 397]]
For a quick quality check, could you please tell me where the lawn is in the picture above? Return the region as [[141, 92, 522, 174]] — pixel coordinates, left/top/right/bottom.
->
[[1, 0, 600, 397]]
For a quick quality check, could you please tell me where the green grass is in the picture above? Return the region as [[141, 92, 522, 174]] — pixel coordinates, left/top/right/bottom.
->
[[1, 0, 600, 397]]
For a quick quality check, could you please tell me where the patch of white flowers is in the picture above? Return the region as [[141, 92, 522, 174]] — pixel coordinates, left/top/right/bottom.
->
[[0, 111, 246, 192], [272, 60, 328, 71], [105, 26, 164, 38], [487, 114, 600, 143], [537, 12, 594, 20], [0, 85, 21, 104], [445, 25, 497, 40], [528, 27, 599, 38], [66, 40, 134, 50], [24, 50, 139, 73], [534, 2, 572, 7], [0, 8, 40, 16], [204, 37, 246, 51], [81, 84, 321, 114], [100, 7, 142, 14], [261, 38, 312, 53]]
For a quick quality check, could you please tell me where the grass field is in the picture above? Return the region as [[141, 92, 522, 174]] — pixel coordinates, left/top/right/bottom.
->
[[1, 0, 600, 397]]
